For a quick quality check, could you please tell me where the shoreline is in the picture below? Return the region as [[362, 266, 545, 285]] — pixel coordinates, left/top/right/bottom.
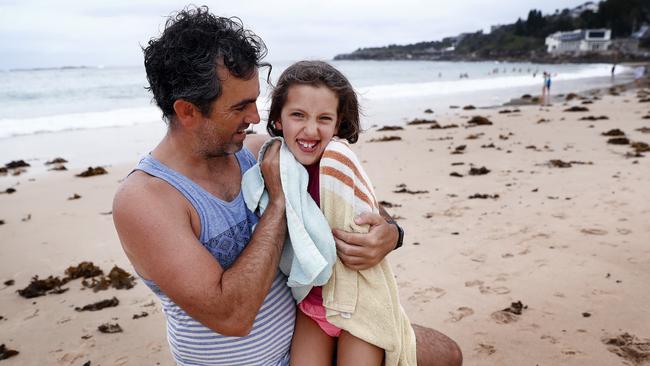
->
[[1, 71, 638, 177]]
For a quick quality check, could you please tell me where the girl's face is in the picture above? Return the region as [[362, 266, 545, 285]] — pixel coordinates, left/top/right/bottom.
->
[[276, 84, 339, 166]]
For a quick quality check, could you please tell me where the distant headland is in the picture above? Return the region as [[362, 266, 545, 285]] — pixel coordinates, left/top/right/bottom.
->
[[334, 0, 650, 63]]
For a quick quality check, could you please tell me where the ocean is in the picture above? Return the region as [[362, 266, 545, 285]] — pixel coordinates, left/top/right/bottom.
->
[[0, 60, 633, 140], [0, 60, 634, 170]]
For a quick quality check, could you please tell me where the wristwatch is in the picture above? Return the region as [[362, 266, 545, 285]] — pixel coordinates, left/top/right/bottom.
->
[[393, 222, 404, 250]]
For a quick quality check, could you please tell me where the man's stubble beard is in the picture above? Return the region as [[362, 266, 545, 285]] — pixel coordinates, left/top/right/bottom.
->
[[196, 128, 243, 160]]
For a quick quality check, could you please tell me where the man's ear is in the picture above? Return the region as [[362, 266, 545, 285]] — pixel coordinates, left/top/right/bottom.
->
[[172, 100, 201, 128]]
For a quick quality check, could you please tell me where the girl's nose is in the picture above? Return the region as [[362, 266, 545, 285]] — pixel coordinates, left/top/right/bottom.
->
[[304, 119, 318, 136]]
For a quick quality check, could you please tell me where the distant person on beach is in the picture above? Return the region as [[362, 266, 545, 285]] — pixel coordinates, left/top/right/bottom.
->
[[541, 71, 551, 106], [112, 6, 461, 366], [634, 66, 646, 86], [250, 60, 415, 365], [611, 64, 616, 79]]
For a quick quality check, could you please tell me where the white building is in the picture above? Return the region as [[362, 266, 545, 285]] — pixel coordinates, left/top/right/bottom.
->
[[545, 29, 611, 54]]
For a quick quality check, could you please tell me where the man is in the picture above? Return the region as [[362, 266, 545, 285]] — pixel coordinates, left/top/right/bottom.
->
[[113, 6, 461, 366]]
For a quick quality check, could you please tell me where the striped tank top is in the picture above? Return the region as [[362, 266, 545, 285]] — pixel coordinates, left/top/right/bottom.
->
[[134, 149, 296, 366]]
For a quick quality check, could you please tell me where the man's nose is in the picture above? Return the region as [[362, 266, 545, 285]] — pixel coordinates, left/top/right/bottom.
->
[[248, 104, 261, 124]]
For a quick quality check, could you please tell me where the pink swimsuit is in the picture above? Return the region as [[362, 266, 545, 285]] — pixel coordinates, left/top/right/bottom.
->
[[299, 163, 343, 337]]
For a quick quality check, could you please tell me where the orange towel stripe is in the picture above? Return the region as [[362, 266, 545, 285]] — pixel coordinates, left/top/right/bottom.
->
[[322, 150, 376, 207], [321, 166, 374, 208]]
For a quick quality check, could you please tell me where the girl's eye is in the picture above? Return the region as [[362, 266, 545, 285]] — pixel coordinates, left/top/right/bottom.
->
[[320, 116, 333, 121], [291, 112, 303, 118]]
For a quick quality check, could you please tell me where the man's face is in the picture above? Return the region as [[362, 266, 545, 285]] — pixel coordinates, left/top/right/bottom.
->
[[195, 67, 261, 158]]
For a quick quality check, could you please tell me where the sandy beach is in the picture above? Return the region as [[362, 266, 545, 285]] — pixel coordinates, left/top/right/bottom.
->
[[1, 81, 650, 365]]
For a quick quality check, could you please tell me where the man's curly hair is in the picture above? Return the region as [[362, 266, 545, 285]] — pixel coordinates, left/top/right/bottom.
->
[[143, 6, 268, 124]]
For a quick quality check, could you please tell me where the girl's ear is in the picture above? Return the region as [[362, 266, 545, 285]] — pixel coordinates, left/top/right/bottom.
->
[[275, 119, 283, 131]]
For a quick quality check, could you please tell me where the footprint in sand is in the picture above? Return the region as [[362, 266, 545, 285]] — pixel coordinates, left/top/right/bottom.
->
[[58, 352, 86, 365], [446, 307, 474, 322], [465, 280, 484, 287], [113, 356, 129, 366], [491, 310, 518, 324], [541, 334, 559, 344], [535, 259, 549, 268], [491, 302, 527, 324], [493, 274, 509, 282], [147, 341, 163, 353], [24, 308, 39, 320], [561, 348, 581, 356], [408, 287, 446, 303], [466, 279, 510, 295], [616, 228, 632, 235], [475, 343, 496, 356], [471, 255, 486, 263], [518, 247, 531, 255], [442, 206, 468, 218], [480, 285, 511, 295], [580, 228, 608, 235]]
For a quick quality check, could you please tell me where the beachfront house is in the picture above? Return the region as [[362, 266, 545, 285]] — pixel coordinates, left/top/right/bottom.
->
[[545, 29, 611, 54]]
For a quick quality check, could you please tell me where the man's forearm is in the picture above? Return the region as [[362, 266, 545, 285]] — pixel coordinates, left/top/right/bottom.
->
[[220, 200, 287, 331]]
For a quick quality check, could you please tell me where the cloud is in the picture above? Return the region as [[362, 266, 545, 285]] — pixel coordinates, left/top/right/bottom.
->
[[0, 0, 589, 69]]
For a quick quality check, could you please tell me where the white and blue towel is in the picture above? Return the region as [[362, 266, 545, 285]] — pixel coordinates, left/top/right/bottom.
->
[[242, 137, 336, 303]]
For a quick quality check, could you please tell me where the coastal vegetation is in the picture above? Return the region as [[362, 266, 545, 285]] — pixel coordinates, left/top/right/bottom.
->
[[335, 0, 650, 62]]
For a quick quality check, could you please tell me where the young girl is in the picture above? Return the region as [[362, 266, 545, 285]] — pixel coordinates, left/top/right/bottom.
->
[[265, 61, 416, 366]]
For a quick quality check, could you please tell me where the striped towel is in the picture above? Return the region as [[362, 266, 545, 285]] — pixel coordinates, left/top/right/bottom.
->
[[320, 139, 417, 366]]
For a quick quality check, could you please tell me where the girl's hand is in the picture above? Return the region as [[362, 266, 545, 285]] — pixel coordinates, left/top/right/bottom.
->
[[332, 212, 398, 270], [260, 140, 285, 205]]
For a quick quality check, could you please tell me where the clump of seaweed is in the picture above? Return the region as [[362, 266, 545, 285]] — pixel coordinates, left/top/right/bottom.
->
[[98, 323, 123, 334], [76, 167, 108, 177], [65, 261, 104, 279], [0, 344, 19, 360], [75, 297, 119, 312], [17, 276, 69, 298], [17, 262, 135, 298]]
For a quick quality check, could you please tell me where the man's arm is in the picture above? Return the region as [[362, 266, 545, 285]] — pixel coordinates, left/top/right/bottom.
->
[[113, 142, 286, 336], [332, 207, 400, 271]]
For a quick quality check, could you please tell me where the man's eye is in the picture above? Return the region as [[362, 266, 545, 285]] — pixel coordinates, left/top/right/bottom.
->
[[320, 116, 333, 121]]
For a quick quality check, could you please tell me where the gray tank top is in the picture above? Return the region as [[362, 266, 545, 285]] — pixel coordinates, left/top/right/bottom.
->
[[133, 148, 295, 366]]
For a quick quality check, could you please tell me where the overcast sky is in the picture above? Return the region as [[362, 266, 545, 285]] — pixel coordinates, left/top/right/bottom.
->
[[0, 0, 590, 69]]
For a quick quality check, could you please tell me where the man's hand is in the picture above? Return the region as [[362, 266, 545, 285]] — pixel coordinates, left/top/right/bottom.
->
[[260, 140, 284, 204], [332, 212, 399, 270]]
